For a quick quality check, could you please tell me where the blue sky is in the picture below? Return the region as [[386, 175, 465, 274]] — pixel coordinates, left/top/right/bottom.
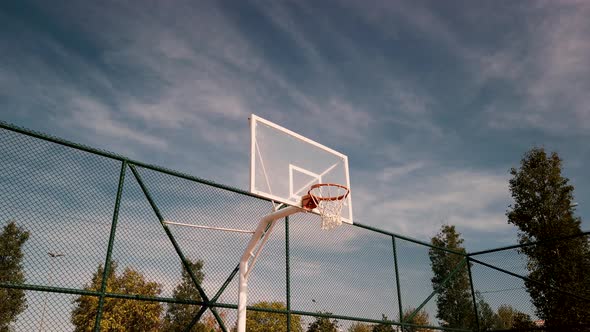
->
[[2, 0, 590, 253]]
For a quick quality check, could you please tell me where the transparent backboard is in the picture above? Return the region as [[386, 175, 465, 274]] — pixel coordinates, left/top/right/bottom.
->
[[250, 115, 353, 224]]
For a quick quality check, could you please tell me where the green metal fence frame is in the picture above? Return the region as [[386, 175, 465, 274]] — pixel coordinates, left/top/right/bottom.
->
[[1, 120, 589, 332]]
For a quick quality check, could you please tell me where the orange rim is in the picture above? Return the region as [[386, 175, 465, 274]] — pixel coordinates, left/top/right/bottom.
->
[[308, 183, 350, 201]]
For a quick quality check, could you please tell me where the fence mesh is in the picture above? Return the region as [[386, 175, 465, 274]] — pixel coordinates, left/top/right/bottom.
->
[[1, 122, 589, 331], [469, 234, 590, 332]]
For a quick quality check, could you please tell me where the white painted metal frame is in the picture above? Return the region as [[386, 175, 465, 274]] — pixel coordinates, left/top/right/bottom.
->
[[249, 114, 353, 224], [236, 205, 302, 332], [240, 115, 354, 332], [289, 164, 321, 200], [163, 220, 255, 234]]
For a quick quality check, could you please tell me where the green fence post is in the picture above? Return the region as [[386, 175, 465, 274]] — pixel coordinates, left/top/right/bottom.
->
[[392, 236, 403, 326], [286, 216, 291, 332], [129, 165, 230, 329], [210, 309, 228, 332], [212, 265, 240, 303], [129, 164, 209, 300], [183, 306, 209, 332], [94, 161, 127, 332], [405, 258, 468, 323], [181, 266, 241, 332], [467, 257, 480, 332]]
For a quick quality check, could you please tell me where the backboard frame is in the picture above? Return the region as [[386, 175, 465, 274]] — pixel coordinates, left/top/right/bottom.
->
[[249, 114, 353, 224]]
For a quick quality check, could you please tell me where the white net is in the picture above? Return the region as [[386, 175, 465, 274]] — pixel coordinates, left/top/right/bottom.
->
[[309, 184, 349, 230]]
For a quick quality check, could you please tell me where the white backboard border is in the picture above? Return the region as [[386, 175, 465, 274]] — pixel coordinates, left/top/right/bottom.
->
[[249, 114, 353, 224]]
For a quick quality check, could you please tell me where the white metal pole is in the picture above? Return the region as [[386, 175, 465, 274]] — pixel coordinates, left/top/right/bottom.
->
[[236, 206, 302, 332], [237, 260, 249, 332]]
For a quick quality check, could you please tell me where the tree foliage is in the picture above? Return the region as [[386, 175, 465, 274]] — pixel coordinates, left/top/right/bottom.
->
[[307, 312, 339, 332], [0, 221, 30, 331], [372, 314, 394, 332], [162, 259, 208, 332], [429, 225, 474, 329], [511, 312, 535, 330], [494, 305, 517, 330], [474, 292, 497, 331], [71, 261, 163, 331], [201, 311, 227, 332], [348, 322, 372, 332], [402, 309, 432, 332], [494, 305, 534, 330], [237, 301, 302, 332], [507, 147, 590, 327]]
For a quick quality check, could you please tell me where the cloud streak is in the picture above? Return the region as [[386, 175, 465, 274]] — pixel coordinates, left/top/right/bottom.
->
[[477, 2, 590, 133], [355, 164, 511, 238], [2, 0, 589, 259]]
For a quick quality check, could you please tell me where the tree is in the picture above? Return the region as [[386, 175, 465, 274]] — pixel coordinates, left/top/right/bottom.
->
[[474, 292, 497, 331], [201, 311, 227, 332], [511, 312, 535, 330], [372, 314, 394, 332], [402, 309, 432, 332], [307, 312, 339, 332], [349, 322, 372, 332], [507, 147, 590, 327], [235, 301, 302, 332], [494, 305, 534, 330], [494, 305, 517, 330], [0, 221, 30, 331], [429, 225, 474, 329], [71, 261, 163, 331], [162, 259, 208, 332]]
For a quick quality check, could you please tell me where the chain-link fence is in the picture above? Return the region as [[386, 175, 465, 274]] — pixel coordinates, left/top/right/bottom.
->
[[468, 233, 590, 332], [1, 121, 589, 332]]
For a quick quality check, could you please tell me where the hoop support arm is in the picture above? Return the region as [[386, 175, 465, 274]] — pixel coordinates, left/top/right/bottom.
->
[[237, 205, 302, 332], [245, 218, 279, 279], [163, 220, 255, 233]]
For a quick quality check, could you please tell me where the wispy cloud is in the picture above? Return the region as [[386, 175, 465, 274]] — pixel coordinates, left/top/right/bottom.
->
[[355, 165, 511, 238], [477, 1, 590, 133], [3, 0, 588, 253], [378, 161, 425, 182], [5, 1, 590, 327], [67, 96, 168, 149], [345, 0, 590, 135]]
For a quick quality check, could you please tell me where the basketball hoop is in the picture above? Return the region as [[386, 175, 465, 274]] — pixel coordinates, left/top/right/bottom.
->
[[303, 183, 350, 230]]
